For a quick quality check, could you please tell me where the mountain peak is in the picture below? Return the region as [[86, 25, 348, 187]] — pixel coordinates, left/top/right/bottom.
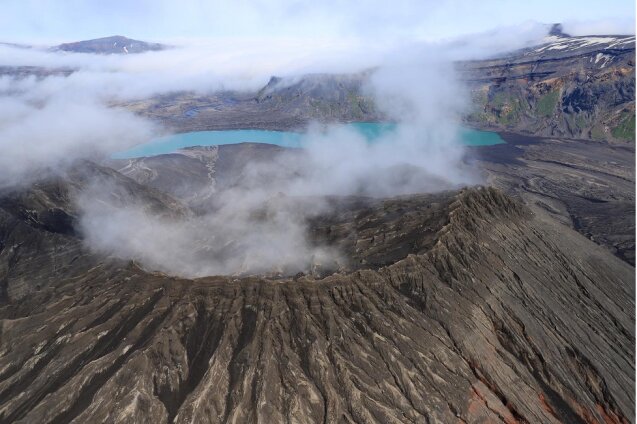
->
[[55, 35, 166, 54]]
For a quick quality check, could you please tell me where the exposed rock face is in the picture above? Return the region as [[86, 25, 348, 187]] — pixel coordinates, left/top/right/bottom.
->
[[54, 35, 166, 54], [0, 166, 633, 423], [460, 35, 635, 143], [121, 76, 381, 133], [117, 32, 635, 143], [254, 73, 381, 123]]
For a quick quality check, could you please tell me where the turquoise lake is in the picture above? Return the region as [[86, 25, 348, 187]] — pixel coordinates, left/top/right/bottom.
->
[[112, 122, 504, 159]]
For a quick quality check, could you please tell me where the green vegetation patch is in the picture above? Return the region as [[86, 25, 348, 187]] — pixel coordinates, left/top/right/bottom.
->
[[590, 125, 606, 140], [490, 92, 509, 108], [612, 113, 636, 141], [536, 90, 560, 117], [497, 97, 523, 126]]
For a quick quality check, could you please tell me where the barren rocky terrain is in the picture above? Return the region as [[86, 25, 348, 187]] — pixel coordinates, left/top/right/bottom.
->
[[0, 26, 634, 424], [473, 133, 635, 265], [110, 136, 635, 268], [0, 164, 633, 423]]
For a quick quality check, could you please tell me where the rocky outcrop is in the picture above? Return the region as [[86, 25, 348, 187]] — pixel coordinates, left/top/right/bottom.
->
[[254, 73, 381, 123], [0, 169, 633, 423], [121, 72, 382, 133], [117, 32, 635, 143], [461, 35, 635, 143]]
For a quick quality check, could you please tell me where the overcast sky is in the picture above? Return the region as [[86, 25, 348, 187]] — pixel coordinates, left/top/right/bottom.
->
[[1, 0, 634, 44]]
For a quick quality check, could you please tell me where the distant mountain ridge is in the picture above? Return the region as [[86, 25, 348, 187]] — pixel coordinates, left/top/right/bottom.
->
[[460, 32, 635, 142], [250, 30, 636, 142], [121, 26, 634, 142], [54, 35, 166, 54]]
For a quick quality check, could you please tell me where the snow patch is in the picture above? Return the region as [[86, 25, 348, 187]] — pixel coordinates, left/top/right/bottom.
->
[[594, 53, 613, 68], [578, 37, 619, 47], [546, 43, 569, 51], [533, 35, 634, 54]]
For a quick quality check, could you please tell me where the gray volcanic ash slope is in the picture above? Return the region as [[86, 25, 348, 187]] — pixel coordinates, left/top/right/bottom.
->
[[109, 144, 291, 208], [0, 21, 634, 424], [0, 163, 633, 423], [110, 139, 636, 268], [0, 161, 187, 301], [474, 134, 635, 266]]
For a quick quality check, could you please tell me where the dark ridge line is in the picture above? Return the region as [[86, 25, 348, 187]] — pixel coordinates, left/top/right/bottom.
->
[[50, 300, 174, 424], [459, 47, 635, 71], [222, 306, 258, 423], [0, 290, 164, 424], [83, 299, 127, 331], [156, 301, 224, 423], [0, 343, 64, 407], [491, 312, 587, 423]]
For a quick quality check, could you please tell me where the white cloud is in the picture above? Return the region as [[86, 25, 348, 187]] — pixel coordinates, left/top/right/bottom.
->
[[0, 92, 157, 187], [562, 18, 636, 36]]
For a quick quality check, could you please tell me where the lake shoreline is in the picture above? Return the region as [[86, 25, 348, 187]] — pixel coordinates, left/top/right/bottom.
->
[[113, 123, 505, 159]]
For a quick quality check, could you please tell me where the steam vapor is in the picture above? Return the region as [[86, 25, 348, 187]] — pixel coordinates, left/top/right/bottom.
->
[[0, 23, 550, 277]]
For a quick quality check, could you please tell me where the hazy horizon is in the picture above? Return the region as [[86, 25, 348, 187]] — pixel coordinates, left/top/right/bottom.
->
[[1, 0, 634, 45]]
